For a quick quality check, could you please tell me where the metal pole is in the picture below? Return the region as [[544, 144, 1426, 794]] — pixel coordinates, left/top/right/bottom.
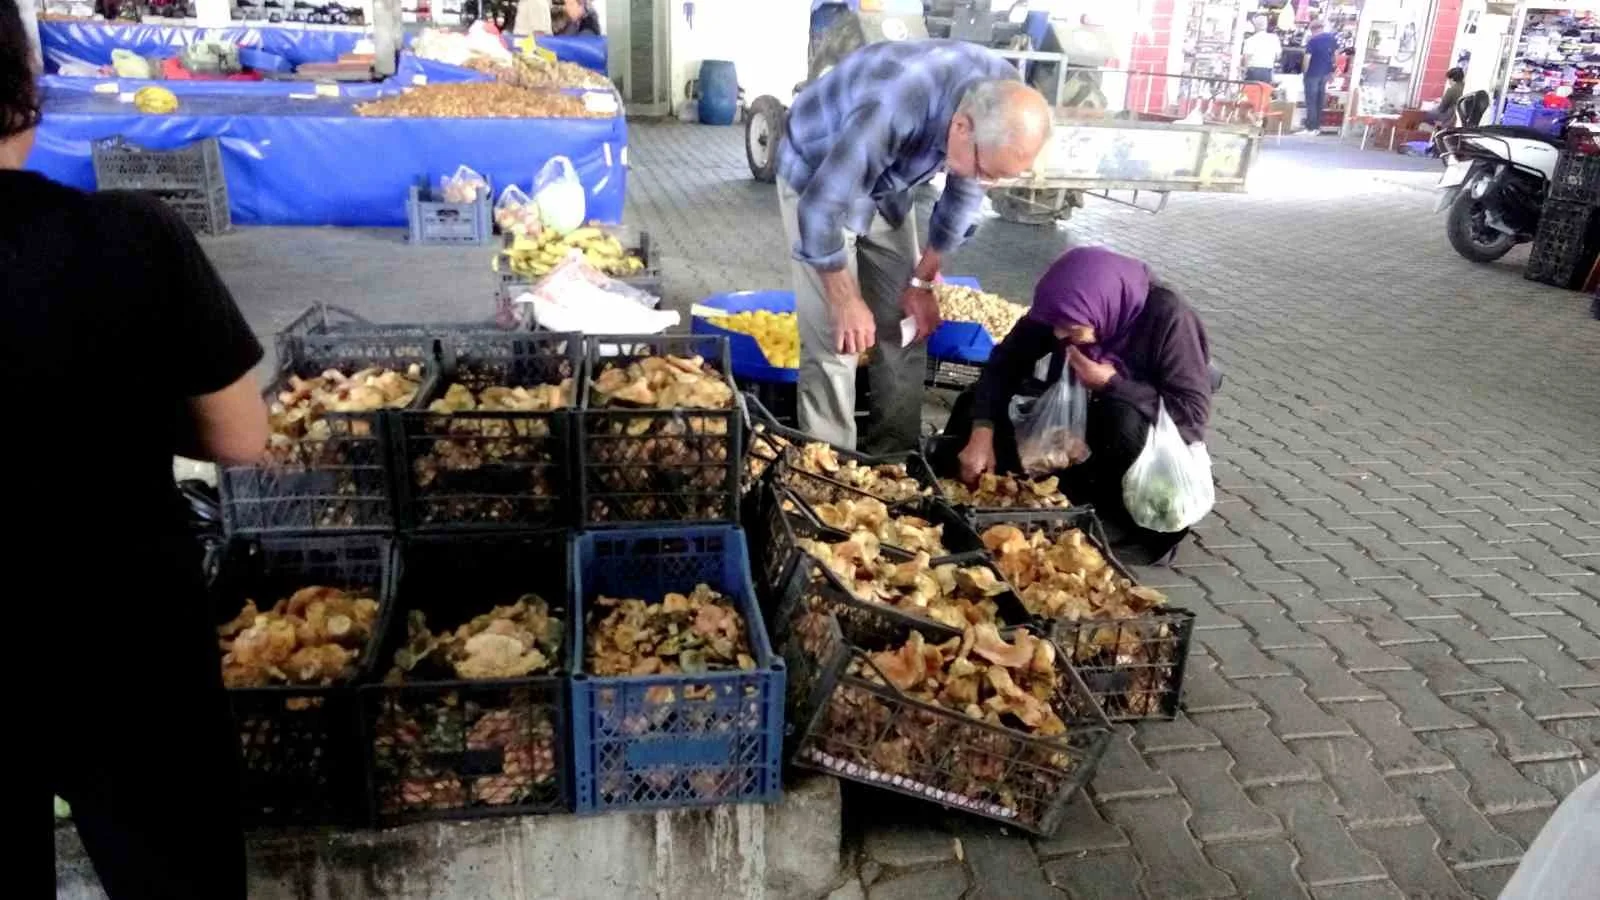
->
[[19, 0, 41, 71]]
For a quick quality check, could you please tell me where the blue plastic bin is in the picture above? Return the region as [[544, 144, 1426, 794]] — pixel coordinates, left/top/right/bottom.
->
[[928, 275, 1000, 364], [698, 59, 739, 126], [570, 526, 785, 813], [693, 290, 798, 384]]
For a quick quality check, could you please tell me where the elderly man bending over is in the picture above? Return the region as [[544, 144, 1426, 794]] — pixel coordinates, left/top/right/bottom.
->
[[777, 39, 1052, 453]]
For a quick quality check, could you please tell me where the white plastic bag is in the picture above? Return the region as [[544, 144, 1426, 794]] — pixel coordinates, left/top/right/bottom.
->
[[494, 184, 541, 237], [440, 165, 488, 203], [1010, 374, 1091, 476], [534, 156, 586, 236], [1122, 403, 1214, 533], [516, 256, 674, 333]]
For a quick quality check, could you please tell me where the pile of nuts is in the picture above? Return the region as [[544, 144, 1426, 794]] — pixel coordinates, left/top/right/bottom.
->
[[934, 284, 1026, 343], [355, 83, 609, 119]]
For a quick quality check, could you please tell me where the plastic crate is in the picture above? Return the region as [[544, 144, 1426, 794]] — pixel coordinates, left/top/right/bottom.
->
[[1526, 199, 1600, 290], [408, 178, 493, 246], [970, 508, 1195, 721], [925, 356, 984, 391], [92, 135, 224, 193], [149, 184, 232, 236], [570, 526, 785, 813], [361, 532, 575, 824], [220, 339, 439, 535], [397, 331, 581, 531], [921, 434, 1082, 513], [212, 533, 397, 827], [782, 601, 1111, 836], [578, 335, 743, 525], [774, 485, 987, 569], [1549, 147, 1600, 205], [778, 446, 944, 512], [498, 230, 661, 301]]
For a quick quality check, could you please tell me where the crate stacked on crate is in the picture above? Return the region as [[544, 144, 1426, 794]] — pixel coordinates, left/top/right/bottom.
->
[[408, 176, 493, 245], [1528, 136, 1600, 290], [578, 334, 743, 525], [91, 136, 230, 235], [397, 331, 581, 531], [496, 228, 662, 304], [220, 331, 439, 535], [212, 532, 398, 827], [362, 531, 575, 823], [569, 526, 785, 812]]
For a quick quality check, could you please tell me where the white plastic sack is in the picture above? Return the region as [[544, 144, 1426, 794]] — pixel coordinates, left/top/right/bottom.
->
[[1010, 374, 1091, 475], [534, 156, 586, 236], [1122, 402, 1214, 533], [517, 257, 675, 334]]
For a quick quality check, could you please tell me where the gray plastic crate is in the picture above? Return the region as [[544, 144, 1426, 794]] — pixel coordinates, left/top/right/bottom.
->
[[158, 184, 233, 236], [408, 178, 493, 246], [92, 136, 225, 193]]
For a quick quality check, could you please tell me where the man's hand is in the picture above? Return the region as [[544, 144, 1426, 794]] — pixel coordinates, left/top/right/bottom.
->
[[820, 268, 876, 355], [1067, 346, 1117, 391], [958, 427, 997, 485], [900, 285, 941, 343]]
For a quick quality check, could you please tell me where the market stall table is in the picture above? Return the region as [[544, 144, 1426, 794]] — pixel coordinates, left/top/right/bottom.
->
[[27, 88, 628, 227]]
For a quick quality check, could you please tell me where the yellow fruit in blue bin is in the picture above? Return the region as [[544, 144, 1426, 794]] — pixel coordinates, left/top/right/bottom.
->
[[713, 310, 799, 369]]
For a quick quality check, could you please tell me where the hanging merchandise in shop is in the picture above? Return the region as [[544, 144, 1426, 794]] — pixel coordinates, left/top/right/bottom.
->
[[1498, 6, 1600, 131]]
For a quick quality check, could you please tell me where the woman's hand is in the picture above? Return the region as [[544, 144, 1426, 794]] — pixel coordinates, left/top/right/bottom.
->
[[1067, 346, 1117, 391], [958, 427, 997, 484]]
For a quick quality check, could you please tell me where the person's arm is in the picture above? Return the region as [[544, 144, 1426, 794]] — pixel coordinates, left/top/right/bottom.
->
[[924, 174, 988, 272], [115, 193, 269, 463], [1100, 304, 1212, 440], [970, 318, 1058, 430], [793, 101, 906, 273]]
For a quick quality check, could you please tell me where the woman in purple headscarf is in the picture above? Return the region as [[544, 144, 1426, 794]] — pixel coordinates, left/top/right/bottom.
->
[[940, 246, 1213, 562]]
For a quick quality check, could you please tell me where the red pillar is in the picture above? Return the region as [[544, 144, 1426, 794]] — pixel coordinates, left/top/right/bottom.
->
[[1128, 0, 1178, 114], [1417, 0, 1464, 105]]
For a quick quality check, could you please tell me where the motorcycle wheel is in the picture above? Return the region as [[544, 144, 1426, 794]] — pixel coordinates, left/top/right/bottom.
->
[[1446, 192, 1517, 263]]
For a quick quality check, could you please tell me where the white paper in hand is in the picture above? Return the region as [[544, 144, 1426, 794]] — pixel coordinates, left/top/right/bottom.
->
[[900, 316, 918, 348]]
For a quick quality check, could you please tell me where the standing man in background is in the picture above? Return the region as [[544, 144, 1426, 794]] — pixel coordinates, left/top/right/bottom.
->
[[777, 39, 1052, 453], [1241, 15, 1280, 83], [1302, 20, 1338, 133]]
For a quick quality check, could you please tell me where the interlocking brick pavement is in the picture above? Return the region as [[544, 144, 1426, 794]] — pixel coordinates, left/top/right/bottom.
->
[[205, 124, 1599, 898]]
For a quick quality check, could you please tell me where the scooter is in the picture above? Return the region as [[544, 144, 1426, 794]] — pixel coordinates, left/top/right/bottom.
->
[[1432, 93, 1595, 263]]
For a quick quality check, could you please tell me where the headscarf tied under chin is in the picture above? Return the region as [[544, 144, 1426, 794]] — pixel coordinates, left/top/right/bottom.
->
[[1027, 246, 1152, 370]]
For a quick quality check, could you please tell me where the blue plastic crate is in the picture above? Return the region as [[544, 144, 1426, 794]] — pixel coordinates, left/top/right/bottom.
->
[[929, 275, 1000, 364], [570, 525, 785, 813], [693, 290, 798, 384]]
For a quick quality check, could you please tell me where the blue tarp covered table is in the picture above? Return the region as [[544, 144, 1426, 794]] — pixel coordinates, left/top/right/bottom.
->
[[27, 88, 627, 227], [39, 20, 609, 74]]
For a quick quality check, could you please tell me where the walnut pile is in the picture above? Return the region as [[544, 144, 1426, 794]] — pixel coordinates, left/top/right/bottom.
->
[[788, 442, 930, 504], [795, 619, 1081, 826], [588, 584, 756, 677], [386, 595, 564, 682], [464, 53, 615, 91], [218, 586, 380, 687], [797, 538, 1012, 631], [355, 83, 609, 119], [809, 496, 948, 556], [267, 364, 424, 464], [939, 473, 1072, 509], [587, 356, 734, 521], [933, 284, 1026, 343]]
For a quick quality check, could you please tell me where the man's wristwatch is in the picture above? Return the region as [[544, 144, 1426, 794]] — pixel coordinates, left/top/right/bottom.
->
[[908, 276, 935, 291]]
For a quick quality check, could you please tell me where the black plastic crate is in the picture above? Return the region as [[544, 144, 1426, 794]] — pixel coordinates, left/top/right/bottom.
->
[[922, 434, 1083, 513], [970, 508, 1195, 721], [1526, 199, 1600, 290], [777, 443, 944, 511], [782, 605, 1111, 836], [398, 331, 581, 531], [220, 339, 439, 535], [212, 533, 397, 827], [273, 303, 471, 365], [925, 357, 983, 391], [1549, 147, 1600, 205], [570, 526, 785, 813], [361, 531, 574, 824], [578, 335, 743, 525], [92, 135, 225, 193]]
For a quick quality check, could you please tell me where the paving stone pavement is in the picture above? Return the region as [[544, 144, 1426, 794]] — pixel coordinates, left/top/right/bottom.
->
[[205, 123, 1599, 899]]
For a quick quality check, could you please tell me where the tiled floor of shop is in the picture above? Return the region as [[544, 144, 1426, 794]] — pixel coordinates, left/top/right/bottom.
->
[[207, 124, 1599, 900]]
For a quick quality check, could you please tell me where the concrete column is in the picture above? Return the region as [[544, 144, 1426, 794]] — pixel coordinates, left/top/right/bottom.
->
[[372, 0, 401, 77]]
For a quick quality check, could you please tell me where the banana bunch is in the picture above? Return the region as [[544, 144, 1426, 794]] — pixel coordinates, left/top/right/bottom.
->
[[134, 86, 179, 115], [494, 226, 646, 279], [709, 310, 799, 369]]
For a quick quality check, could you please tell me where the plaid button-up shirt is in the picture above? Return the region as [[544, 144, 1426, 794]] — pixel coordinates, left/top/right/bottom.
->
[[777, 40, 1021, 271]]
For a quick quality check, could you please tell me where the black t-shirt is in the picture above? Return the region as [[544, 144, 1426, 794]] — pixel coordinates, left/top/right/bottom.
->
[[0, 170, 262, 543]]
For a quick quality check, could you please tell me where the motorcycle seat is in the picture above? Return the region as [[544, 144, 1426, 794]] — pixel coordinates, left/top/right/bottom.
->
[[1471, 124, 1563, 146]]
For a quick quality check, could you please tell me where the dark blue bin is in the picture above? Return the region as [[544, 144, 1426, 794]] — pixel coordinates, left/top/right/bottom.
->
[[698, 59, 739, 126], [570, 525, 784, 813]]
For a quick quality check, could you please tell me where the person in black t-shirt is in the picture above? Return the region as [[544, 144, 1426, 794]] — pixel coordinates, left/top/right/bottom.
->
[[2, 1, 268, 895]]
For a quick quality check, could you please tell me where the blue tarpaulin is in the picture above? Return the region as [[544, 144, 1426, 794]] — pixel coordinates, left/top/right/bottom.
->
[[38, 20, 608, 75], [27, 88, 628, 227]]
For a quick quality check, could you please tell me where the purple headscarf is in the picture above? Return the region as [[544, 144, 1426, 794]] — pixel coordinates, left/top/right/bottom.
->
[[1027, 246, 1151, 369]]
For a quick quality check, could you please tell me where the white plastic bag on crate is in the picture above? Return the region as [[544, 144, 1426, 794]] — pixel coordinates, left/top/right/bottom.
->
[[494, 184, 541, 237], [1121, 402, 1214, 533], [1010, 372, 1091, 475], [516, 256, 675, 334], [439, 165, 488, 203], [534, 156, 586, 236]]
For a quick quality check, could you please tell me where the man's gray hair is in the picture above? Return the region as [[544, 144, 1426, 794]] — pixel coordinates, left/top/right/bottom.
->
[[959, 79, 1049, 151]]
